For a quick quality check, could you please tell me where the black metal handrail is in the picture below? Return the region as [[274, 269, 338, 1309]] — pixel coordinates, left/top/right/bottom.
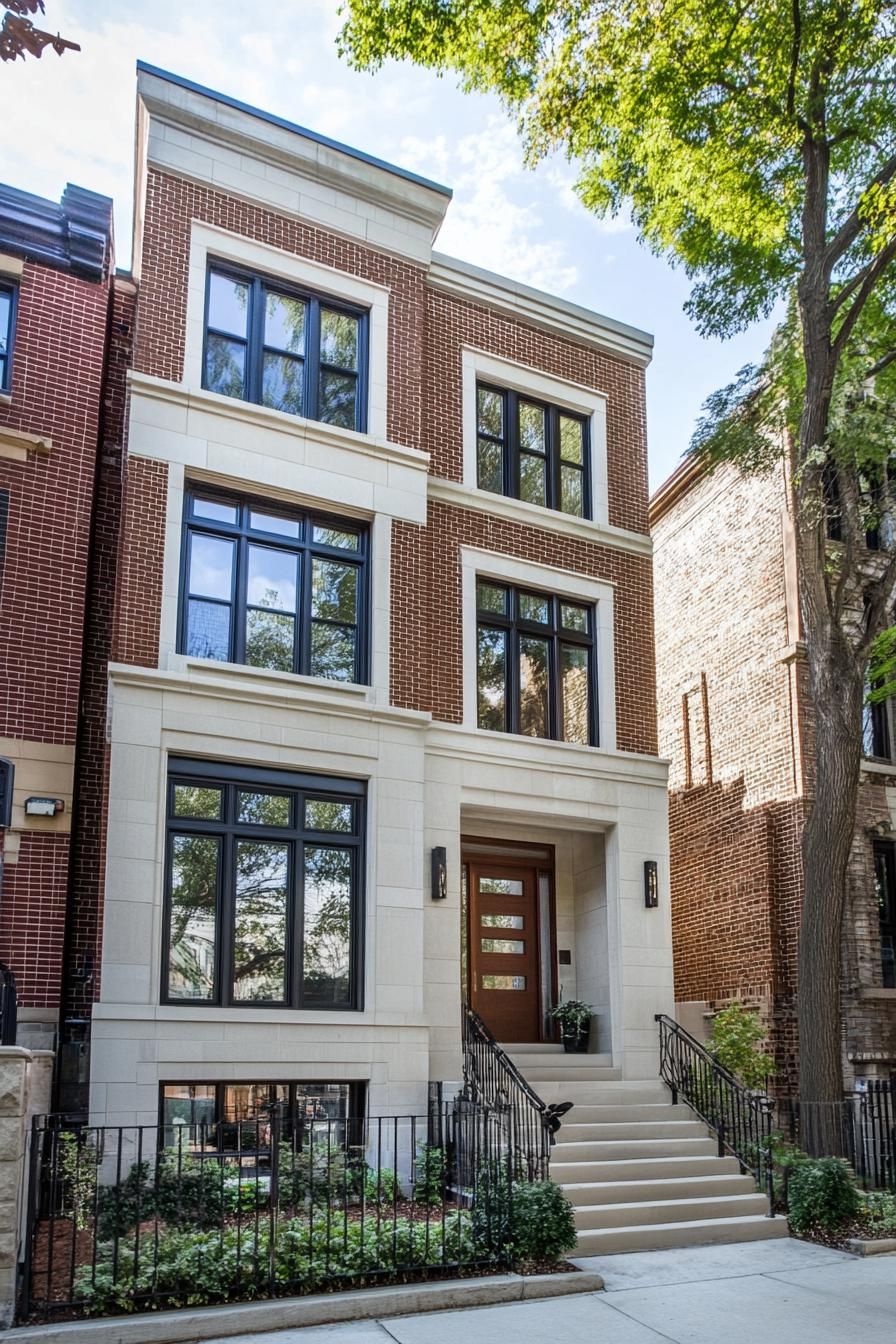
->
[[655, 1013, 775, 1209], [0, 961, 17, 1047], [461, 1004, 571, 1180]]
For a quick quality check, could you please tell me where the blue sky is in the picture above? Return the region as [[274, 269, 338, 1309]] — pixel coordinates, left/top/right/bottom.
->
[[6, 0, 777, 489]]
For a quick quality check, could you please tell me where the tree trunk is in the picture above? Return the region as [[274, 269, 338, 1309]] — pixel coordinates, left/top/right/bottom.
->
[[796, 627, 862, 1154]]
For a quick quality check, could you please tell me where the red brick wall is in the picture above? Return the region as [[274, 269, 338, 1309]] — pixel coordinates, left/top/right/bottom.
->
[[423, 288, 649, 533], [0, 261, 109, 745], [113, 456, 168, 669], [392, 503, 657, 754], [0, 259, 111, 1011]]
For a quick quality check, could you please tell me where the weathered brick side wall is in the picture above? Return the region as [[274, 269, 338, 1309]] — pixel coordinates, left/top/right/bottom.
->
[[653, 461, 806, 1081], [654, 457, 896, 1087], [0, 260, 110, 1011], [64, 281, 136, 1046]]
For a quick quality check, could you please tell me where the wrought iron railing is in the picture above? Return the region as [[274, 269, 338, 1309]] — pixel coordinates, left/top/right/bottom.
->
[[655, 1013, 775, 1208], [461, 1004, 571, 1181], [778, 1082, 896, 1192], [20, 1102, 512, 1322]]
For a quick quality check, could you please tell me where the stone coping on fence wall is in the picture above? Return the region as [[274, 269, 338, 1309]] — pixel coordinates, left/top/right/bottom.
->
[[8, 1269, 604, 1343], [845, 1237, 896, 1256]]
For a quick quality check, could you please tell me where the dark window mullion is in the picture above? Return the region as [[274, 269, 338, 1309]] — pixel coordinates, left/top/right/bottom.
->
[[300, 538, 313, 676], [233, 535, 248, 664], [547, 408, 560, 512], [246, 278, 266, 405], [219, 826, 236, 1008], [296, 837, 307, 1007], [509, 626, 521, 736], [306, 300, 322, 422], [549, 597, 562, 740], [506, 390, 518, 500]]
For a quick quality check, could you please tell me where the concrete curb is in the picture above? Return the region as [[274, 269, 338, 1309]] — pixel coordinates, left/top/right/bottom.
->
[[6, 1269, 604, 1343], [845, 1237, 896, 1256]]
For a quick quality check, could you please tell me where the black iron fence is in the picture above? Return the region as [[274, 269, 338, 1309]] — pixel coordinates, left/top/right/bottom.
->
[[461, 1005, 569, 1181], [0, 961, 17, 1047], [20, 1100, 518, 1323], [655, 1013, 775, 1205], [777, 1082, 896, 1193]]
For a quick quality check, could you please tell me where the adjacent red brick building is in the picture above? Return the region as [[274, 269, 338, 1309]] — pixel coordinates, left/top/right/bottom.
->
[[652, 456, 896, 1090], [0, 182, 115, 1058]]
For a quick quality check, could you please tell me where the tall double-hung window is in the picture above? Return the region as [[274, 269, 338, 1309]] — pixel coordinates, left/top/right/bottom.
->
[[476, 581, 597, 745], [203, 264, 368, 432], [180, 489, 368, 684], [163, 760, 365, 1010], [476, 383, 590, 517]]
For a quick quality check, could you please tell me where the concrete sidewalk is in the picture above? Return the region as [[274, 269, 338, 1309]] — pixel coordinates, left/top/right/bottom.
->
[[205, 1240, 896, 1344]]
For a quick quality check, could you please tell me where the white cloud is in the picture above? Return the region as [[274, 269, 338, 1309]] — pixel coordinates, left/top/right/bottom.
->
[[402, 120, 579, 293]]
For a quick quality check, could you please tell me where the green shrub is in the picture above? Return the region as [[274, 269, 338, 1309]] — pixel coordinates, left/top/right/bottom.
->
[[278, 1141, 347, 1208], [363, 1167, 401, 1205], [787, 1157, 861, 1234], [472, 1166, 576, 1264], [413, 1144, 445, 1206], [708, 1003, 775, 1091], [861, 1190, 896, 1235], [74, 1210, 478, 1316], [56, 1131, 99, 1232]]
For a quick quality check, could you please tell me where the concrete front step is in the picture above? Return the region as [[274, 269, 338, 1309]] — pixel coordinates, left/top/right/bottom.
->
[[560, 1171, 757, 1206], [572, 1191, 770, 1231], [555, 1103, 692, 1123], [551, 1153, 742, 1184], [523, 1065, 622, 1083], [573, 1212, 788, 1255], [508, 1052, 614, 1071], [554, 1136, 719, 1162], [555, 1119, 708, 1143], [537, 1081, 664, 1103]]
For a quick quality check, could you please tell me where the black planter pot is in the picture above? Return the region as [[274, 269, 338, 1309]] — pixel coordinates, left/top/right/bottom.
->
[[561, 1024, 590, 1053]]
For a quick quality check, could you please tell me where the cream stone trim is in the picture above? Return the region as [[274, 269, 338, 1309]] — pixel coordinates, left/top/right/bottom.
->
[[0, 253, 23, 278], [459, 545, 618, 752], [429, 254, 654, 366], [107, 662, 431, 730], [428, 477, 652, 558], [426, 721, 668, 785], [460, 347, 610, 527], [0, 737, 74, 836], [127, 372, 429, 516], [0, 426, 51, 462], [182, 223, 391, 441]]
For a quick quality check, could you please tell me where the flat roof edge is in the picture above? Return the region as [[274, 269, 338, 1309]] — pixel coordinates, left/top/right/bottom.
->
[[430, 251, 654, 362], [136, 62, 453, 200]]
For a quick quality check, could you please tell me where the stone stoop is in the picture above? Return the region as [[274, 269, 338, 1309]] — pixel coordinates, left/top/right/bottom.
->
[[504, 1044, 787, 1255]]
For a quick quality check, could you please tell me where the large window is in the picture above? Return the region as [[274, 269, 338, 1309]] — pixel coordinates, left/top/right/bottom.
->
[[476, 383, 590, 518], [874, 840, 896, 990], [180, 489, 368, 684], [163, 760, 365, 1010], [160, 1080, 361, 1150], [203, 264, 368, 432], [476, 581, 597, 745], [864, 695, 894, 762], [0, 281, 16, 394]]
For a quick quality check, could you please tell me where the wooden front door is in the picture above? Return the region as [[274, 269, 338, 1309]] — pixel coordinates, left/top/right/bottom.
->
[[468, 860, 541, 1042]]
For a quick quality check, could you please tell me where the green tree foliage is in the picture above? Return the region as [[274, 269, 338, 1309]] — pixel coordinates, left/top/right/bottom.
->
[[708, 1003, 775, 1091], [341, 0, 896, 1128]]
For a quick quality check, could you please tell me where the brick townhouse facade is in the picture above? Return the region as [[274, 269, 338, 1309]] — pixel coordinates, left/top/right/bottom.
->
[[0, 182, 116, 1064], [651, 455, 896, 1091], [46, 62, 672, 1126]]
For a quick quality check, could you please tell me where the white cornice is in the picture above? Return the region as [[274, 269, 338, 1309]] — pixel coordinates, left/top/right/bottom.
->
[[428, 476, 652, 558], [428, 254, 654, 367], [127, 371, 431, 478], [137, 68, 450, 248]]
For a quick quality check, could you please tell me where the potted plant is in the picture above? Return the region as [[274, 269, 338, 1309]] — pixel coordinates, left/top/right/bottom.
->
[[549, 999, 593, 1053]]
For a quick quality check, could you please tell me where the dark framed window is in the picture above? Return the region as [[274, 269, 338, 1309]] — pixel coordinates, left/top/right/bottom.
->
[[179, 488, 369, 684], [476, 581, 597, 745], [163, 759, 365, 1010], [160, 1080, 363, 1150], [873, 840, 896, 989], [476, 382, 590, 518], [864, 695, 893, 761], [0, 281, 17, 394], [203, 263, 368, 432]]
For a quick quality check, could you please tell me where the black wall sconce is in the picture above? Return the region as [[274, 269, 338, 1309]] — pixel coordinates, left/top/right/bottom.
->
[[644, 860, 659, 908], [431, 846, 447, 900]]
